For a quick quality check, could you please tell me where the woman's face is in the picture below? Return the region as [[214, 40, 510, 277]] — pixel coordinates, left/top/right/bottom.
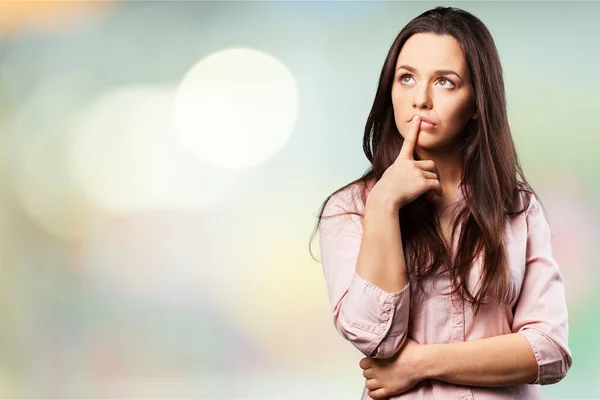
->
[[391, 33, 478, 153]]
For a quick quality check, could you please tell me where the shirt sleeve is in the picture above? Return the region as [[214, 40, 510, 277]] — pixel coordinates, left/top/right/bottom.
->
[[318, 187, 410, 359], [511, 194, 573, 385]]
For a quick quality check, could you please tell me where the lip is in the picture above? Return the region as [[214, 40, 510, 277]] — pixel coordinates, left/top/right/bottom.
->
[[408, 115, 436, 126]]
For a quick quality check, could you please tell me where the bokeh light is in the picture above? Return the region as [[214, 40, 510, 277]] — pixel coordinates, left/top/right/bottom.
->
[[0, 1, 114, 37], [173, 48, 299, 170], [66, 84, 248, 213]]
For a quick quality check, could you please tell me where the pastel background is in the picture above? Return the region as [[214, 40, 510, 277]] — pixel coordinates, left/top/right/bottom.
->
[[0, 1, 598, 398]]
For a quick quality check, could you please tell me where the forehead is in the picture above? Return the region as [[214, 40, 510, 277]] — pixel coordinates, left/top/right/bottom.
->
[[396, 33, 467, 74]]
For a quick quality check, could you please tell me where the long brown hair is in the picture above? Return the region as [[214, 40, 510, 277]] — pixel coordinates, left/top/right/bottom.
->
[[309, 6, 538, 313]]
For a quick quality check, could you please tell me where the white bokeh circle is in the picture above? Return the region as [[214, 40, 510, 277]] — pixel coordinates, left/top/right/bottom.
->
[[173, 48, 299, 170]]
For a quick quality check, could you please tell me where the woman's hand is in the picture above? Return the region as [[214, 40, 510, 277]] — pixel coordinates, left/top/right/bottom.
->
[[359, 338, 428, 399], [369, 115, 442, 210]]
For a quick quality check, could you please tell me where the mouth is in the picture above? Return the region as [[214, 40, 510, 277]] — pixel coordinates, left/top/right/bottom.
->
[[408, 114, 436, 130]]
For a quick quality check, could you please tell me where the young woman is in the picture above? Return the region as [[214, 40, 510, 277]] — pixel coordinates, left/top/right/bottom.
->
[[312, 6, 572, 400]]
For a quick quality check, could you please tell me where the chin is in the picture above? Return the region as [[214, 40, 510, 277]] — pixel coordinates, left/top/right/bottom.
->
[[415, 132, 435, 145], [416, 137, 446, 153]]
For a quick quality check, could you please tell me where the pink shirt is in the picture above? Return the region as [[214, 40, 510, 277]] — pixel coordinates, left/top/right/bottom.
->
[[319, 183, 572, 400]]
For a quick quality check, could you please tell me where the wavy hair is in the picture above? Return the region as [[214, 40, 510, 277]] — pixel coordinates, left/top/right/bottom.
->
[[309, 6, 538, 313]]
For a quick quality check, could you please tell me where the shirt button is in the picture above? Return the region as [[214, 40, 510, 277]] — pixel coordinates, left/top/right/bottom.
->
[[383, 303, 392, 311], [454, 316, 462, 324], [381, 313, 390, 321]]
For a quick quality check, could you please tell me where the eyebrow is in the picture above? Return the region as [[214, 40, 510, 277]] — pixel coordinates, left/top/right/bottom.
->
[[396, 64, 463, 82]]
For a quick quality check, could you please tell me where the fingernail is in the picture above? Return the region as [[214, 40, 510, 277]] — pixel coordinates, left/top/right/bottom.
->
[[414, 115, 420, 123]]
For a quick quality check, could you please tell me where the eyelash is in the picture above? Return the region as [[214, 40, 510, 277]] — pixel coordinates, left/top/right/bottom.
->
[[398, 73, 455, 88]]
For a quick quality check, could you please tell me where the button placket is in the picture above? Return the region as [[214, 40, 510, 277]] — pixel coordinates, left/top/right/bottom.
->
[[449, 293, 465, 343]]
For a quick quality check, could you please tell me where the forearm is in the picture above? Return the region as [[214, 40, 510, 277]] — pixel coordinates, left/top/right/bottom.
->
[[423, 333, 538, 387], [320, 187, 411, 359], [356, 193, 408, 293]]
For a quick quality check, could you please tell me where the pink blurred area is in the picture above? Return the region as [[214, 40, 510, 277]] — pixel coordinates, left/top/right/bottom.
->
[[536, 178, 600, 316]]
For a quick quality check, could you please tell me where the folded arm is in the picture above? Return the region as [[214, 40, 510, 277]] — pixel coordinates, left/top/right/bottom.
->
[[422, 194, 572, 386], [319, 186, 411, 358]]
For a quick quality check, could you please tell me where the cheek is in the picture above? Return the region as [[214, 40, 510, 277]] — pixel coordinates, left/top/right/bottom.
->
[[391, 86, 404, 110], [441, 98, 473, 126], [391, 91, 407, 127]]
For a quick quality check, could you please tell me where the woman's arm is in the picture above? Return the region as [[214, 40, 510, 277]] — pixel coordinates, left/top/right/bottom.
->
[[320, 185, 411, 359], [509, 194, 572, 384], [422, 193, 571, 387], [422, 333, 537, 386]]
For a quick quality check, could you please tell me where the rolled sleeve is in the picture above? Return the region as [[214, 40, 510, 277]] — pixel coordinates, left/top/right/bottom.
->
[[341, 272, 410, 358], [511, 194, 572, 385], [319, 187, 410, 359], [519, 328, 570, 385]]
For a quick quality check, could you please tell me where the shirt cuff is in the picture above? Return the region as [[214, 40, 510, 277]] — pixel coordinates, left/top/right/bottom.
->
[[342, 272, 410, 338], [519, 329, 570, 385]]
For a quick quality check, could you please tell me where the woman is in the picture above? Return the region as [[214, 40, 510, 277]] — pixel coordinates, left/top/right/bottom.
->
[[311, 6, 572, 400]]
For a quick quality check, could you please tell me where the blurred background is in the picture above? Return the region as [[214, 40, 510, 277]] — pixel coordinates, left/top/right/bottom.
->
[[0, 1, 598, 398]]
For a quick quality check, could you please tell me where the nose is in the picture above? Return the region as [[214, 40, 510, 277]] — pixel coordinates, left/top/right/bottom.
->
[[412, 84, 431, 109]]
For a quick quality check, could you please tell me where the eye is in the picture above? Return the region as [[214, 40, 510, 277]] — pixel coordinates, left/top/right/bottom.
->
[[398, 73, 455, 89], [399, 73, 414, 84], [437, 77, 455, 88]]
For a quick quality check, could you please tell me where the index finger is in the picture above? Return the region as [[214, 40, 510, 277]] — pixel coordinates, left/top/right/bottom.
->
[[398, 115, 421, 159]]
